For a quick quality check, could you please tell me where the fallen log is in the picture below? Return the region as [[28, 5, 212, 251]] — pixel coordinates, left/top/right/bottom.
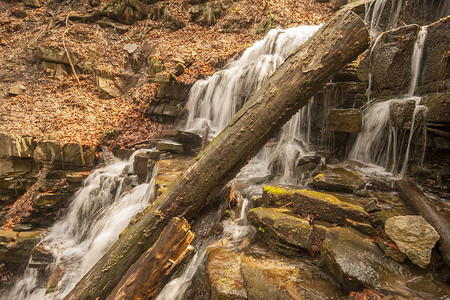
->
[[106, 217, 194, 300], [64, 8, 369, 300], [397, 178, 450, 266]]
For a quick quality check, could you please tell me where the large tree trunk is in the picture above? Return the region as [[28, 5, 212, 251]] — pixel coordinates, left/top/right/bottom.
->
[[64, 8, 369, 300], [106, 217, 194, 300], [397, 178, 450, 267]]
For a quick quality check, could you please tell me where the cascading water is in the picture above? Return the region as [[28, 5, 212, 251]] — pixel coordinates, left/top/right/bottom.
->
[[349, 25, 428, 175], [4, 150, 158, 300], [185, 25, 320, 181]]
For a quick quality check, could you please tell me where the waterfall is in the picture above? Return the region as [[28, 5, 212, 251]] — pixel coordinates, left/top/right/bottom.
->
[[365, 0, 404, 37], [4, 151, 157, 300], [185, 25, 320, 180], [408, 26, 428, 96]]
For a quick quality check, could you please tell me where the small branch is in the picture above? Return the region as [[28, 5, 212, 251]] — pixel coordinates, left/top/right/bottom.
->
[[62, 12, 81, 86]]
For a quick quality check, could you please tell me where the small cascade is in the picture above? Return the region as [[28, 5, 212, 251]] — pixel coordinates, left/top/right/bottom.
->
[[365, 0, 405, 37], [156, 195, 253, 300], [4, 151, 158, 300], [408, 26, 428, 96], [349, 97, 427, 175]]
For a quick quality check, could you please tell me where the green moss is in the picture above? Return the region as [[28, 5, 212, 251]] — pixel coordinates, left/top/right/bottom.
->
[[263, 185, 294, 196]]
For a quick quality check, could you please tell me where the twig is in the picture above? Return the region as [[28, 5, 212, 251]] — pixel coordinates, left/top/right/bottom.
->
[[62, 12, 80, 86]]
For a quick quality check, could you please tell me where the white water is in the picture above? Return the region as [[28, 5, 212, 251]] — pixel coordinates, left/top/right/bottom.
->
[[365, 0, 404, 37], [185, 25, 320, 181], [408, 26, 428, 96], [4, 151, 157, 300]]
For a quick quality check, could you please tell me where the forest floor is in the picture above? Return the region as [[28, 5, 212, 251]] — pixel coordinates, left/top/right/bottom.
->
[[0, 0, 333, 147]]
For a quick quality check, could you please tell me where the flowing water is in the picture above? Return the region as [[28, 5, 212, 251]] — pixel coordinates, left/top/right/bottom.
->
[[185, 25, 320, 182], [4, 151, 158, 300], [350, 23, 428, 174]]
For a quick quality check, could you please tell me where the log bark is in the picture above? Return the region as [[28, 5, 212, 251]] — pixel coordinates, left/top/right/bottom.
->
[[64, 8, 369, 300], [397, 178, 450, 266], [106, 217, 194, 300]]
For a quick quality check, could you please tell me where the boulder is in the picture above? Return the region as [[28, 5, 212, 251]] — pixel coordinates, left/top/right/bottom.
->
[[154, 72, 172, 84], [312, 165, 366, 192], [389, 98, 417, 129], [133, 152, 155, 182], [248, 207, 328, 256], [327, 109, 362, 133], [385, 215, 440, 268], [8, 84, 26, 95], [320, 227, 411, 294], [103, 0, 147, 25], [33, 140, 62, 165], [262, 186, 370, 224], [0, 158, 33, 176]]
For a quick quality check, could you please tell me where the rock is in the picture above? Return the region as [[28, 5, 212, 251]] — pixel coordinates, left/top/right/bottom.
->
[[327, 109, 362, 133], [205, 247, 345, 300], [156, 140, 184, 154], [262, 186, 370, 224], [248, 207, 328, 255], [389, 98, 417, 129], [374, 237, 407, 263], [360, 24, 420, 97], [12, 224, 33, 231], [14, 9, 27, 18], [46, 265, 63, 293], [31, 193, 63, 209], [0, 158, 33, 177], [123, 43, 138, 54], [0, 133, 34, 158], [158, 130, 202, 153], [95, 76, 123, 99], [148, 5, 185, 31], [189, 3, 217, 26], [37, 45, 78, 66], [0, 229, 46, 263], [385, 215, 440, 268], [62, 144, 95, 168], [320, 227, 410, 293], [206, 247, 247, 299], [133, 152, 155, 182], [173, 63, 185, 76], [33, 140, 62, 165], [148, 57, 163, 76], [8, 84, 26, 95], [312, 165, 366, 193], [421, 93, 450, 123], [23, 0, 40, 8], [345, 218, 377, 236], [34, 141, 95, 168], [103, 0, 147, 25], [419, 16, 450, 94], [154, 72, 171, 84], [66, 171, 90, 183], [42, 61, 70, 79]]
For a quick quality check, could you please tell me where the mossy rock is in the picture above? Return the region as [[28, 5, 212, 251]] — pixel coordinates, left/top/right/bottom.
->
[[248, 207, 328, 256], [312, 165, 366, 193]]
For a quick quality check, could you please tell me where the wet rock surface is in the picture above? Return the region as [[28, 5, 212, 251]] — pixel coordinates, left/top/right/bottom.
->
[[312, 165, 366, 193]]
